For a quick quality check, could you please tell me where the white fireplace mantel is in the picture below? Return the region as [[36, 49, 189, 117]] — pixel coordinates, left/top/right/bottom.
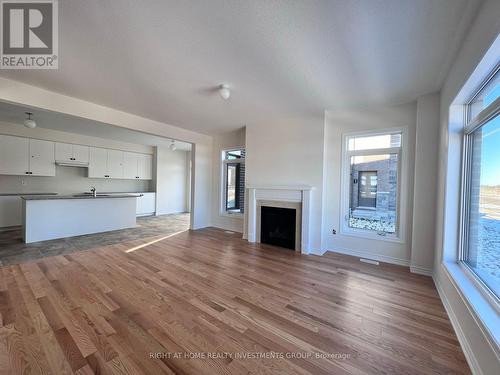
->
[[247, 185, 313, 254]]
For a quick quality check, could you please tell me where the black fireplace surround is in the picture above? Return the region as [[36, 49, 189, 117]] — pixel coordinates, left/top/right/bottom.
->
[[260, 206, 296, 250]]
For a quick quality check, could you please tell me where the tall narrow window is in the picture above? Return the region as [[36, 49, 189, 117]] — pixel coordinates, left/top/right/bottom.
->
[[461, 67, 500, 298], [342, 130, 404, 238], [222, 148, 245, 215]]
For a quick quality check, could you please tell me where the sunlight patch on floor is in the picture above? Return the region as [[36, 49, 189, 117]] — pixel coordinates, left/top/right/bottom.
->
[[124, 230, 188, 253]]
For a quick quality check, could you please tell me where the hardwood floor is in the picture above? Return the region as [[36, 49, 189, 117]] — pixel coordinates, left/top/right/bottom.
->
[[0, 227, 470, 374]]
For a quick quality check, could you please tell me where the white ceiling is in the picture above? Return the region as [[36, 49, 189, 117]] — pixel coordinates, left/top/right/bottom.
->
[[0, 0, 481, 135], [0, 101, 192, 151]]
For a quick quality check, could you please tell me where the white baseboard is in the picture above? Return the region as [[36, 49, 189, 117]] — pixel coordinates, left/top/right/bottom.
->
[[326, 246, 410, 266], [211, 224, 243, 234], [410, 265, 434, 276], [433, 271, 483, 375], [308, 247, 327, 256]]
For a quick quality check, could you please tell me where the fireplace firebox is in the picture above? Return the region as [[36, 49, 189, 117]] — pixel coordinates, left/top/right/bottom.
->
[[260, 206, 296, 250]]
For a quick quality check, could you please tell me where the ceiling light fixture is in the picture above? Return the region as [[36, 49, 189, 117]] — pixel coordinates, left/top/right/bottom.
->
[[169, 139, 177, 151], [219, 84, 230, 100], [23, 112, 36, 128]]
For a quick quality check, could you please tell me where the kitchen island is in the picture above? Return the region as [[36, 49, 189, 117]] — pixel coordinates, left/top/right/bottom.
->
[[22, 193, 142, 243]]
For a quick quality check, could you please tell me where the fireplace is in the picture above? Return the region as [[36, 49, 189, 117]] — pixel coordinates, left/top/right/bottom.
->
[[247, 185, 312, 253], [260, 206, 296, 250]]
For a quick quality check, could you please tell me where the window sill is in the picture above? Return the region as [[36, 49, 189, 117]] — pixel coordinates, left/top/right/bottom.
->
[[340, 227, 404, 244], [219, 212, 244, 220], [442, 261, 500, 352]]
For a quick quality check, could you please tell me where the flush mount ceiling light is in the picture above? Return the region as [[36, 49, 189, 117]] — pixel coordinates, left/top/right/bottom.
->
[[219, 84, 230, 100], [23, 112, 36, 128], [169, 139, 177, 151]]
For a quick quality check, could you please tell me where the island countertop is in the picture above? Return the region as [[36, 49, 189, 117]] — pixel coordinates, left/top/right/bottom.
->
[[21, 193, 143, 200]]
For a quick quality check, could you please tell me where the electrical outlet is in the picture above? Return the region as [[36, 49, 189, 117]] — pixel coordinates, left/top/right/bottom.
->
[[332, 228, 336, 235]]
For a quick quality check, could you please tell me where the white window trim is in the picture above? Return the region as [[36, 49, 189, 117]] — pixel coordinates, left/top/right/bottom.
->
[[458, 94, 500, 307], [220, 146, 245, 219], [340, 127, 409, 243]]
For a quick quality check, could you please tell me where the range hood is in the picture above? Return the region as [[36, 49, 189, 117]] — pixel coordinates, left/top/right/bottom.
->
[[55, 160, 89, 167]]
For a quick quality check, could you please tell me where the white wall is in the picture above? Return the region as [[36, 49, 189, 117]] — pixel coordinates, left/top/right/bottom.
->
[[410, 92, 440, 275], [156, 147, 190, 215], [0, 78, 213, 230], [211, 128, 246, 233], [0, 167, 151, 195], [434, 1, 500, 373], [323, 103, 417, 264], [245, 116, 325, 253]]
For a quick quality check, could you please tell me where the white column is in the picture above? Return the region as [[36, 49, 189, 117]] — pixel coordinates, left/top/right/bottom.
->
[[247, 188, 257, 242], [301, 189, 312, 254]]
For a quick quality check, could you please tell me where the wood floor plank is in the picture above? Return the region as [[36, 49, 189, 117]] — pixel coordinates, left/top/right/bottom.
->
[[0, 225, 471, 374]]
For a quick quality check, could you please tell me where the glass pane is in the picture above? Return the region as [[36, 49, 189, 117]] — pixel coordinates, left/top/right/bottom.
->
[[465, 115, 500, 297], [469, 69, 500, 122], [348, 133, 401, 151], [226, 164, 237, 210], [225, 149, 243, 160], [348, 154, 398, 234]]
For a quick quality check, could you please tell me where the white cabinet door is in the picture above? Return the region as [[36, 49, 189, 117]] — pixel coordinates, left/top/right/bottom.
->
[[0, 196, 22, 227], [89, 147, 108, 178], [123, 152, 138, 179], [29, 139, 55, 176], [73, 144, 89, 163], [137, 154, 153, 180], [107, 150, 124, 178], [136, 193, 156, 216], [0, 135, 29, 175], [55, 142, 73, 161]]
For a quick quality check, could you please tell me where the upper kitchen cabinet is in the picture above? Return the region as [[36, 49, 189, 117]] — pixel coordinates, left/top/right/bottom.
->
[[0, 135, 55, 176], [0, 134, 29, 175], [123, 152, 139, 179], [137, 153, 153, 180], [88, 147, 125, 178], [29, 139, 56, 176], [107, 149, 124, 178], [122, 152, 153, 180], [55, 142, 89, 163]]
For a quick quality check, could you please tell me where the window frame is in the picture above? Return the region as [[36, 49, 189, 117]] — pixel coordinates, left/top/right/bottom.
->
[[458, 90, 500, 306], [220, 147, 245, 218], [340, 127, 408, 243]]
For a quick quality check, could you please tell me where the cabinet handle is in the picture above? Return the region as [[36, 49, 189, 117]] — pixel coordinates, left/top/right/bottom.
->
[[105, 175, 109, 178], [25, 171, 29, 174]]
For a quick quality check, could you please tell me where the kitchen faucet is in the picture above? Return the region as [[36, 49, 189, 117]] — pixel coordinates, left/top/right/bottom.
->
[[90, 186, 97, 197]]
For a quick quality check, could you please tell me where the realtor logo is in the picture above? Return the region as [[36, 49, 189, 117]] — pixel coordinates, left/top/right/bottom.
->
[[1, 0, 58, 69]]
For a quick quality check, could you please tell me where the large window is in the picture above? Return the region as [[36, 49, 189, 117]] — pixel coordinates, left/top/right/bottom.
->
[[460, 67, 500, 299], [222, 148, 245, 215], [342, 130, 404, 239]]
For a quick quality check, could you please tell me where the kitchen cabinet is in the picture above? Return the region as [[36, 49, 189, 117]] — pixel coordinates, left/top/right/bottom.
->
[[88, 147, 124, 178], [0, 196, 22, 227], [123, 152, 138, 179], [122, 152, 153, 180], [136, 192, 156, 216], [137, 153, 153, 180], [0, 135, 29, 175], [107, 150, 124, 178], [0, 135, 54, 176], [55, 142, 89, 163], [29, 139, 56, 176], [88, 147, 109, 178]]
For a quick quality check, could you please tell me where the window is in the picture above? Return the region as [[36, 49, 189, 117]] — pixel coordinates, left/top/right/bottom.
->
[[222, 148, 245, 215], [342, 130, 404, 239], [460, 67, 500, 299]]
